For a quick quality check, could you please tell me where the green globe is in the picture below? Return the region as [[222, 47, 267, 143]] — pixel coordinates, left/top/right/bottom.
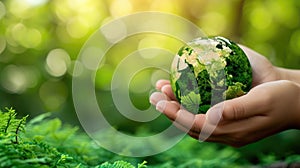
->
[[170, 36, 252, 114]]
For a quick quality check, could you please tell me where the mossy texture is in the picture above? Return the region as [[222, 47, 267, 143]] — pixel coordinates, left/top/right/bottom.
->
[[170, 36, 252, 113]]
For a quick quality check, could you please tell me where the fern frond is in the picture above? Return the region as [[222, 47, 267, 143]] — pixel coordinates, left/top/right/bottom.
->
[[0, 108, 17, 133], [98, 160, 135, 168]]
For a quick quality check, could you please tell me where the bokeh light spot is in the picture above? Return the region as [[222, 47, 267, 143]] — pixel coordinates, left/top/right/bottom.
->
[[46, 49, 71, 77], [151, 0, 177, 13], [110, 0, 132, 17], [9, 0, 32, 18], [1, 65, 27, 93], [25, 28, 42, 48], [39, 80, 68, 111], [68, 60, 84, 77], [25, 0, 48, 6], [11, 23, 42, 48], [266, 0, 299, 28], [101, 19, 127, 43], [11, 23, 27, 41], [199, 12, 226, 36], [250, 7, 273, 30], [0, 65, 39, 94], [81, 47, 103, 70], [67, 17, 90, 39]]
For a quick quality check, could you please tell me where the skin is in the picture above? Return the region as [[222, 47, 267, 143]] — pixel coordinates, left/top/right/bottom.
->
[[150, 45, 300, 147]]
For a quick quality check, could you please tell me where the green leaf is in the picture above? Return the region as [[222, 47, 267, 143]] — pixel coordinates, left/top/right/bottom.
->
[[180, 91, 202, 113], [98, 160, 135, 168], [224, 82, 246, 99]]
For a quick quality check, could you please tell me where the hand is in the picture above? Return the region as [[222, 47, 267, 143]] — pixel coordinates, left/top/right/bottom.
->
[[242, 45, 300, 85], [150, 80, 300, 147], [149, 46, 300, 147], [239, 45, 279, 86]]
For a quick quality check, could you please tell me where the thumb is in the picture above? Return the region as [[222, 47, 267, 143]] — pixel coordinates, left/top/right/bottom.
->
[[207, 88, 269, 124]]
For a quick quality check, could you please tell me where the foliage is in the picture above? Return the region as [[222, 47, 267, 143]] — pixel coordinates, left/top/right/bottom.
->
[[170, 37, 252, 113], [0, 0, 299, 120], [0, 108, 299, 167], [0, 108, 139, 167], [0, 0, 299, 167]]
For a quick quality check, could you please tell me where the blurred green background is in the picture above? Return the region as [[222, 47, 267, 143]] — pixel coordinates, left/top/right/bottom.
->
[[0, 0, 300, 163]]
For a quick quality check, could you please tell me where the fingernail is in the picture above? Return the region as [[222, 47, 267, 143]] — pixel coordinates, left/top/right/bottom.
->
[[155, 79, 167, 89], [149, 95, 155, 105], [149, 92, 159, 105], [207, 103, 223, 125], [161, 85, 168, 93], [149, 92, 167, 105], [156, 100, 167, 113]]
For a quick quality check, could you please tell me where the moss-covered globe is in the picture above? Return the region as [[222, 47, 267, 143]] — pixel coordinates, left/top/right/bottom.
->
[[170, 36, 252, 114]]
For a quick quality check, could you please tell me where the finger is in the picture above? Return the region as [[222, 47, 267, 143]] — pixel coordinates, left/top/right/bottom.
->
[[206, 103, 224, 125], [174, 109, 197, 130], [174, 110, 209, 136], [176, 114, 226, 144], [188, 130, 220, 144], [156, 79, 170, 90], [149, 92, 170, 105], [207, 88, 270, 123], [156, 99, 219, 141], [187, 120, 222, 143], [156, 100, 199, 131], [161, 84, 177, 101], [156, 100, 180, 119], [172, 121, 190, 134], [172, 121, 219, 144], [198, 119, 220, 142], [222, 86, 272, 120]]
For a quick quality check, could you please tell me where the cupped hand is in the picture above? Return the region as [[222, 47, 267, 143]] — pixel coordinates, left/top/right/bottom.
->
[[150, 79, 300, 147], [149, 46, 300, 147]]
